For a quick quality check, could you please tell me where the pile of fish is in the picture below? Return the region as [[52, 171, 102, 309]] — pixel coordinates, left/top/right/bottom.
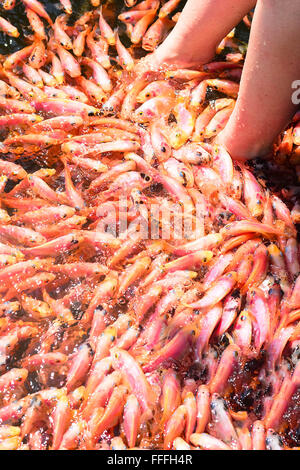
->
[[0, 0, 298, 451]]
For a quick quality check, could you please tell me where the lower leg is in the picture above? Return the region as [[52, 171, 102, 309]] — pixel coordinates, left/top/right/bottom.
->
[[218, 0, 300, 160], [154, 0, 256, 67]]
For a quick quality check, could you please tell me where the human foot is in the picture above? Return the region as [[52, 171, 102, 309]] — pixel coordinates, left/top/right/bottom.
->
[[215, 130, 272, 161], [135, 43, 216, 77]]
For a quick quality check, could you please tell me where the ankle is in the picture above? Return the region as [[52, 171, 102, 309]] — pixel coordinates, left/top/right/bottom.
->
[[215, 130, 272, 161], [154, 43, 216, 70]]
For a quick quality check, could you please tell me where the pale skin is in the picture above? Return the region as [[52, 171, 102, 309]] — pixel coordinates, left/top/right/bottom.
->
[[144, 0, 300, 160]]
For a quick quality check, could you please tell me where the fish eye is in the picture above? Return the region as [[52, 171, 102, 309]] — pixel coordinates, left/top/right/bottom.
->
[[141, 173, 151, 182]]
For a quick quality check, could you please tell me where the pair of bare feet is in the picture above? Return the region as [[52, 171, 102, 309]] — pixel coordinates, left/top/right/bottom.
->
[[135, 47, 259, 161], [135, 43, 271, 162], [134, 0, 300, 162]]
